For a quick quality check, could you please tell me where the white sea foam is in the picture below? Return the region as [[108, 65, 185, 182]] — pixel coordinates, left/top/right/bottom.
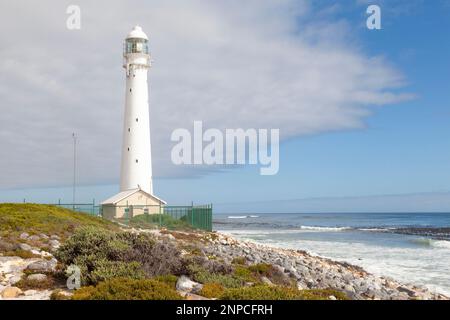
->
[[219, 228, 450, 296], [432, 240, 450, 249], [410, 238, 450, 249], [358, 228, 391, 232], [227, 215, 260, 219], [299, 225, 351, 232]]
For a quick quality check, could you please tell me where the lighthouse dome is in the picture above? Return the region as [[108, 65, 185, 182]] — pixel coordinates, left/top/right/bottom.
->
[[126, 26, 148, 40]]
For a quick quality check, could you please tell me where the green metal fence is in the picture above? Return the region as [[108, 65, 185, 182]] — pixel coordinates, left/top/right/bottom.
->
[[52, 200, 101, 216], [164, 204, 213, 231], [115, 204, 213, 232], [50, 201, 213, 232]]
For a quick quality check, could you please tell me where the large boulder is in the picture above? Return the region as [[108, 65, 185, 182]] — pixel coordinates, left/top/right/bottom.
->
[[19, 243, 32, 251], [176, 276, 203, 293], [19, 233, 29, 240], [28, 235, 40, 242], [26, 260, 55, 273], [1, 286, 23, 298], [49, 239, 60, 250], [261, 276, 274, 286]]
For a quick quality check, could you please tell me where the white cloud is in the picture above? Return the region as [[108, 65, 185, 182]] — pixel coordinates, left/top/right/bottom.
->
[[0, 0, 413, 188]]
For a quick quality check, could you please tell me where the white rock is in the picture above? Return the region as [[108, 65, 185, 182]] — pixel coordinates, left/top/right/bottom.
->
[[24, 290, 38, 296], [26, 260, 53, 273], [8, 275, 22, 285], [297, 281, 308, 290], [27, 273, 47, 282], [19, 243, 32, 251], [19, 233, 29, 240], [261, 276, 274, 286], [176, 276, 202, 293]]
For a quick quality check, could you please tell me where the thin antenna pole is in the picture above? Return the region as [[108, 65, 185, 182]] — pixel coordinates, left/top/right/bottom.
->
[[72, 133, 77, 210]]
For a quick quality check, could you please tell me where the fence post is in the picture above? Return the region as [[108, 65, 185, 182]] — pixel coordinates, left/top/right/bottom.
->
[[191, 202, 194, 228], [159, 204, 162, 227], [211, 203, 213, 231]]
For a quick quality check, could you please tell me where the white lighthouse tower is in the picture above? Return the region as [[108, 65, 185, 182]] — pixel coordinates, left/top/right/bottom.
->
[[102, 26, 165, 218], [120, 26, 154, 194]]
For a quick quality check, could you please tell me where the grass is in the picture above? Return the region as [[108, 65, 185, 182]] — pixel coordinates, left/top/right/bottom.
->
[[2, 249, 41, 259], [0, 203, 118, 240], [200, 283, 225, 298], [129, 214, 192, 230], [15, 275, 56, 290]]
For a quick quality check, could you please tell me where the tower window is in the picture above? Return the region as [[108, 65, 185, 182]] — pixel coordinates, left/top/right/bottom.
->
[[136, 159, 138, 163], [130, 88, 132, 93], [127, 147, 130, 151], [128, 128, 130, 132], [136, 118, 138, 122]]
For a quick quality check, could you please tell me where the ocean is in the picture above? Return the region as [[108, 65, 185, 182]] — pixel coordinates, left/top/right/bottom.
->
[[214, 212, 450, 296]]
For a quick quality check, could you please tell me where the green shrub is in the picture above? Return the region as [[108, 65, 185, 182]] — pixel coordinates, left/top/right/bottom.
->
[[16, 275, 55, 290], [50, 290, 72, 300], [89, 260, 145, 283], [220, 285, 348, 300], [231, 257, 247, 265], [199, 283, 224, 298], [233, 266, 258, 283], [246, 263, 290, 286], [3, 249, 40, 259], [248, 263, 272, 275], [119, 233, 187, 277], [56, 228, 187, 285], [56, 227, 129, 265], [152, 274, 178, 288], [189, 265, 243, 288], [72, 278, 183, 300]]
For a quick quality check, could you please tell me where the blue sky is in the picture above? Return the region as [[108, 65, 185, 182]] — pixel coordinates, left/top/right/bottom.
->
[[0, 1, 449, 213]]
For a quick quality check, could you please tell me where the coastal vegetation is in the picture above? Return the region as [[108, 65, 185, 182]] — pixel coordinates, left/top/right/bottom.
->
[[72, 278, 182, 300], [1, 204, 446, 300], [0, 203, 117, 239], [128, 213, 192, 230]]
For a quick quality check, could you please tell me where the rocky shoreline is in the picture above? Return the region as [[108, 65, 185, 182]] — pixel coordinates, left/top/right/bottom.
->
[[1, 228, 448, 300], [188, 231, 448, 300]]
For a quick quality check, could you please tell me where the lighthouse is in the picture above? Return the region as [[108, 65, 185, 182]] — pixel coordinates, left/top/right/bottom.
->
[[120, 26, 153, 194], [102, 26, 166, 218]]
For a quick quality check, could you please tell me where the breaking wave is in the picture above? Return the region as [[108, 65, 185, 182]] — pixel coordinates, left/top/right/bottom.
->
[[228, 215, 260, 219], [410, 238, 450, 249], [299, 226, 351, 232]]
